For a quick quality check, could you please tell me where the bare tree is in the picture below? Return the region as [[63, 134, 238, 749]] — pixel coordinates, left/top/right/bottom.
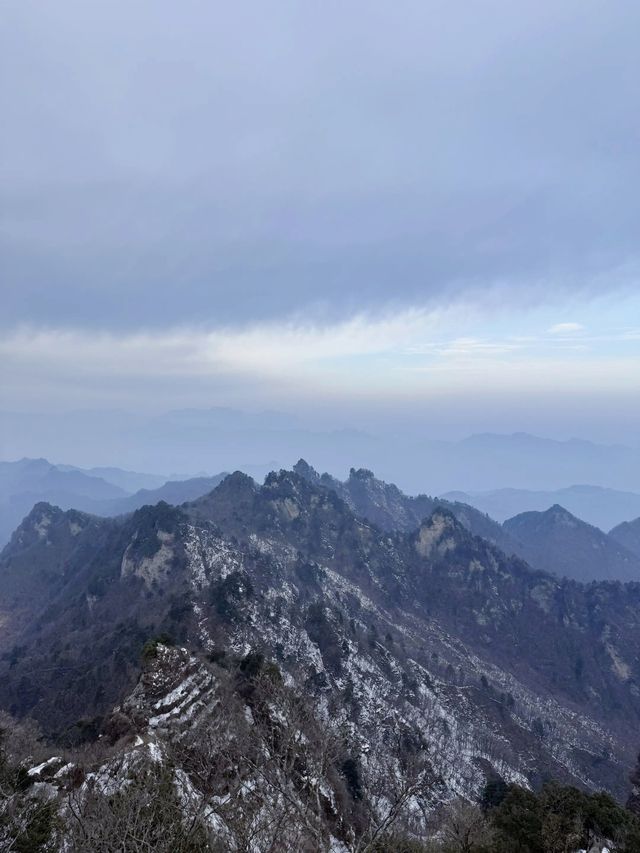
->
[[352, 748, 433, 853], [437, 799, 494, 853], [0, 726, 59, 853], [65, 760, 213, 852]]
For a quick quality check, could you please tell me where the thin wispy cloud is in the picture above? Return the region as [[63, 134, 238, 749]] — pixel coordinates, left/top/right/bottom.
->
[[2, 301, 638, 412], [547, 323, 585, 335]]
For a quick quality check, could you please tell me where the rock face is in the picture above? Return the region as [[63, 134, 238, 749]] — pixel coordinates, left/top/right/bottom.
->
[[1, 469, 640, 806], [292, 459, 518, 554], [504, 504, 640, 582], [610, 517, 640, 560]]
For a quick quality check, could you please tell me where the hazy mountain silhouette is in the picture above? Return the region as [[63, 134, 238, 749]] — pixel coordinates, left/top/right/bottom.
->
[[610, 516, 640, 559], [442, 484, 640, 530], [504, 504, 640, 581]]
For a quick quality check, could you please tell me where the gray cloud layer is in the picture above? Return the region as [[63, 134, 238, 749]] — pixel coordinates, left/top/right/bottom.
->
[[2, 0, 640, 330]]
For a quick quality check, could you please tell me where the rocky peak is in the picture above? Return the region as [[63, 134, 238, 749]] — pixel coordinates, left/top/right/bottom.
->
[[3, 502, 92, 555], [276, 460, 517, 555], [128, 500, 185, 533], [546, 504, 578, 525], [348, 467, 375, 482], [293, 458, 320, 483], [263, 467, 307, 492], [190, 470, 256, 510], [17, 500, 61, 535], [185, 471, 256, 530], [217, 470, 256, 494]]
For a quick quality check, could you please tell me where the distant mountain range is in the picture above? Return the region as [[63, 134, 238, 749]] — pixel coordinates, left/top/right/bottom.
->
[[0, 458, 227, 547], [0, 408, 378, 487], [442, 484, 640, 531], [0, 458, 125, 545], [55, 463, 169, 493], [3, 407, 640, 494]]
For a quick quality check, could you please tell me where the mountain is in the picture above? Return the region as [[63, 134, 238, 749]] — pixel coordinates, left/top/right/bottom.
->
[[0, 457, 128, 546], [92, 473, 229, 517], [503, 504, 640, 582], [0, 457, 126, 502], [5, 407, 640, 494], [292, 459, 519, 555], [56, 463, 169, 493], [9, 643, 636, 853], [442, 484, 640, 531], [610, 517, 640, 559], [0, 407, 379, 483], [442, 433, 640, 493], [0, 457, 230, 547], [1, 468, 640, 811]]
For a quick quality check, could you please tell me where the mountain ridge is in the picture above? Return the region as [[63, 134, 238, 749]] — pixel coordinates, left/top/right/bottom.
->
[[4, 407, 640, 492], [291, 459, 520, 557], [1, 467, 639, 804]]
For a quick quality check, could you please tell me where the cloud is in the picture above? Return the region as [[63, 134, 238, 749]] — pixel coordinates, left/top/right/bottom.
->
[[547, 323, 586, 335], [2, 1, 640, 330], [2, 304, 638, 416], [0, 311, 437, 384]]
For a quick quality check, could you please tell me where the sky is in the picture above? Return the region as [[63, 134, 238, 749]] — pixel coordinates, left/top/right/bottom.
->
[[1, 0, 639, 448]]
